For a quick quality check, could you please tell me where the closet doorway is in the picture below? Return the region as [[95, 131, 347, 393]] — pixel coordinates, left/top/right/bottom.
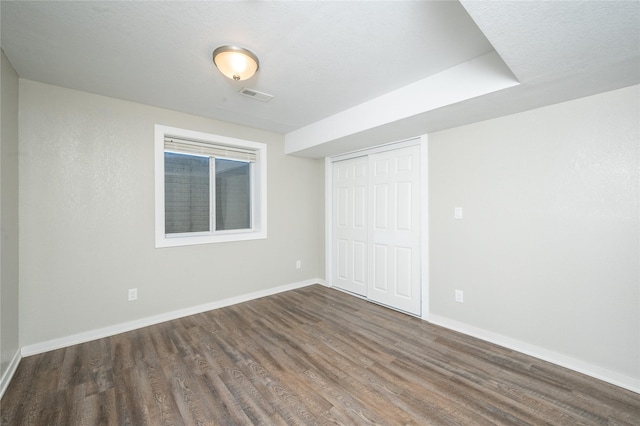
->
[[330, 141, 424, 316]]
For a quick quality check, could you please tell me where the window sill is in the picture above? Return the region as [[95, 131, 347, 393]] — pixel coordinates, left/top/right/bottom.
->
[[155, 229, 267, 248]]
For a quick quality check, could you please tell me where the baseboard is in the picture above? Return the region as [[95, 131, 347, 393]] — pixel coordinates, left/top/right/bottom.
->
[[21, 279, 322, 357], [428, 313, 640, 394], [0, 349, 21, 399]]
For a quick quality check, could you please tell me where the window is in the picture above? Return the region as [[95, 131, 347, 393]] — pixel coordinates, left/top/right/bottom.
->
[[155, 125, 267, 247]]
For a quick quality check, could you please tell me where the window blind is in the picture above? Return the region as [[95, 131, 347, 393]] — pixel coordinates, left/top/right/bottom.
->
[[164, 137, 257, 162]]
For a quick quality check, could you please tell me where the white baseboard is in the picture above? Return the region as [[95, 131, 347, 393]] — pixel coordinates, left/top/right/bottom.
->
[[17, 281, 637, 398], [0, 349, 21, 399], [428, 313, 640, 395], [21, 279, 322, 357]]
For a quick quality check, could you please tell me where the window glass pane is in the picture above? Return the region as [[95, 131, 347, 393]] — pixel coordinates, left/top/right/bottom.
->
[[164, 152, 210, 234], [215, 159, 251, 231]]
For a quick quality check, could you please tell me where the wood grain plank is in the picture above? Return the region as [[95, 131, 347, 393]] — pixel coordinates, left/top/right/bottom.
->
[[2, 284, 639, 425]]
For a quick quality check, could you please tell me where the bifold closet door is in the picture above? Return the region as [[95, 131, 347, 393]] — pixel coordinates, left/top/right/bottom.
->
[[368, 145, 421, 315], [332, 156, 368, 296]]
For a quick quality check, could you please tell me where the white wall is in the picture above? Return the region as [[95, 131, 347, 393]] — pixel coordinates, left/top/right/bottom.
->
[[429, 85, 639, 388], [316, 161, 326, 280], [0, 49, 20, 385], [19, 79, 323, 347]]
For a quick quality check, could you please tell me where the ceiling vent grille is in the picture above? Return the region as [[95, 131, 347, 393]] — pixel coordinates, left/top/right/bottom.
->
[[238, 87, 274, 102]]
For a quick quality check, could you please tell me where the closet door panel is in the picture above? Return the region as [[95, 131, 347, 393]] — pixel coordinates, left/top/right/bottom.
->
[[368, 145, 421, 315], [332, 156, 368, 296]]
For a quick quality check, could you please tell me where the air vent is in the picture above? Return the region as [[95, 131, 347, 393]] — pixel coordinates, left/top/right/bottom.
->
[[239, 87, 274, 102]]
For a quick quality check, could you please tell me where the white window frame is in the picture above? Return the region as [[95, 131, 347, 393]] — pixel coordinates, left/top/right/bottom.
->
[[155, 124, 267, 248]]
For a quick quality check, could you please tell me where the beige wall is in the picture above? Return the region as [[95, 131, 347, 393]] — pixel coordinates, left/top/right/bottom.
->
[[19, 79, 322, 347], [11, 74, 640, 389], [1, 50, 20, 378], [429, 85, 639, 381]]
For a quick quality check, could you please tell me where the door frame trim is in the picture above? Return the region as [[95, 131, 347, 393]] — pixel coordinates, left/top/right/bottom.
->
[[325, 135, 429, 319]]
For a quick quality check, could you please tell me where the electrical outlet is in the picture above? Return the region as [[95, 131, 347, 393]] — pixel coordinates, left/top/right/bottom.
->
[[296, 260, 302, 269], [128, 288, 138, 301], [455, 289, 464, 303]]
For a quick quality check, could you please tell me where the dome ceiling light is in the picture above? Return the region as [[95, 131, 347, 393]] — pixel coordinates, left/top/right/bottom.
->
[[212, 45, 259, 81]]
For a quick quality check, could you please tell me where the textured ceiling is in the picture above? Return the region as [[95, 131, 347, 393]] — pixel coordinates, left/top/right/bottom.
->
[[0, 1, 493, 134], [461, 0, 640, 83], [1, 1, 639, 157]]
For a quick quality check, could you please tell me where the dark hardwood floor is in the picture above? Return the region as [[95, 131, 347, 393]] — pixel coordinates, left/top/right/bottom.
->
[[2, 284, 639, 425]]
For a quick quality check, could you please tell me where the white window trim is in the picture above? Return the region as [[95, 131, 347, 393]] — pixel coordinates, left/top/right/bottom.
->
[[155, 124, 267, 248]]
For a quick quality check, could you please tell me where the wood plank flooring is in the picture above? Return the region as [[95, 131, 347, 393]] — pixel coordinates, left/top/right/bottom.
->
[[2, 284, 639, 425]]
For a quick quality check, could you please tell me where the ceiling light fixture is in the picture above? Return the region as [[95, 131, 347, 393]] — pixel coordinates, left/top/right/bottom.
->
[[212, 45, 259, 81]]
